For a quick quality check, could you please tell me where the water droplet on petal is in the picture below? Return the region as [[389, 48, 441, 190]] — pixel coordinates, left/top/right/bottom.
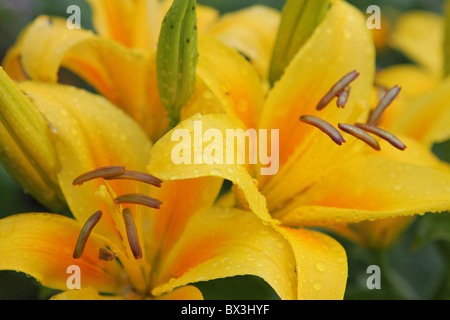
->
[[313, 281, 323, 291], [315, 262, 326, 272]]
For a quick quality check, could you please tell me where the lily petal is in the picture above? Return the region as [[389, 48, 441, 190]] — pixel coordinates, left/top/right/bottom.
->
[[386, 76, 450, 147], [143, 178, 224, 265], [274, 153, 450, 227], [208, 5, 280, 79], [151, 207, 297, 300], [275, 226, 347, 300], [87, 0, 156, 49], [147, 113, 272, 223], [390, 11, 444, 77], [332, 216, 415, 249], [157, 285, 203, 300], [374, 64, 439, 129], [0, 213, 122, 293], [87, 0, 218, 51], [51, 287, 119, 300], [187, 35, 265, 129]]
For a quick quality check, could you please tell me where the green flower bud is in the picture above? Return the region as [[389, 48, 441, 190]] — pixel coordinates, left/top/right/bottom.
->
[[0, 68, 65, 211], [157, 0, 199, 128]]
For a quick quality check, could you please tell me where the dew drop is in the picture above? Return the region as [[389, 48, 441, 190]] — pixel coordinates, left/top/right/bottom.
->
[[313, 281, 323, 291], [315, 262, 326, 272], [275, 241, 285, 249]]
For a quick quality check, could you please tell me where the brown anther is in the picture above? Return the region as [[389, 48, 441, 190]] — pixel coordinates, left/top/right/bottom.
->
[[105, 170, 163, 188], [338, 123, 380, 151], [367, 85, 401, 125], [98, 248, 115, 261], [73, 211, 103, 259], [316, 70, 359, 111], [300, 115, 346, 145], [122, 208, 143, 260], [354, 123, 407, 150], [336, 86, 351, 108], [73, 166, 126, 186], [114, 194, 162, 209]]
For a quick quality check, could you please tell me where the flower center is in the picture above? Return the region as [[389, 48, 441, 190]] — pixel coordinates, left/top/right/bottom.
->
[[299, 71, 406, 151], [72, 166, 162, 261]]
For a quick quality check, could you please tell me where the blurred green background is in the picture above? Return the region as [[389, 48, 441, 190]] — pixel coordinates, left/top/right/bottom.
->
[[0, 0, 449, 300]]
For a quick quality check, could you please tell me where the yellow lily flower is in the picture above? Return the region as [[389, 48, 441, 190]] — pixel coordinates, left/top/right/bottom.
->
[[0, 66, 349, 300], [1, 0, 279, 141], [147, 0, 450, 253]]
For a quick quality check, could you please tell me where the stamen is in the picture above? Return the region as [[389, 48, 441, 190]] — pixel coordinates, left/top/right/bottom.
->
[[354, 123, 407, 150], [73, 166, 126, 186], [73, 211, 103, 259], [316, 70, 359, 110], [367, 85, 401, 125], [105, 170, 163, 188], [338, 123, 380, 151], [114, 193, 163, 209], [336, 87, 351, 109], [98, 248, 115, 261], [122, 208, 143, 260], [300, 115, 345, 145]]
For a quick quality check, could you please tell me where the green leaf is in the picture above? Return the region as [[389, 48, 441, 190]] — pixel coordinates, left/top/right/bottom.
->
[[156, 0, 199, 128], [268, 0, 330, 85], [412, 212, 450, 250]]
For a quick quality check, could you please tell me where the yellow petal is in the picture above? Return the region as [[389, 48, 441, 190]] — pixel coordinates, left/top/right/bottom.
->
[[151, 207, 297, 300], [333, 216, 415, 249], [51, 287, 120, 300], [147, 113, 272, 223], [274, 154, 450, 227], [143, 178, 223, 265], [18, 81, 153, 242], [12, 16, 167, 140], [157, 285, 203, 300], [208, 5, 280, 79], [87, 0, 151, 49], [375, 64, 439, 129], [387, 76, 450, 147], [87, 0, 218, 51], [0, 213, 122, 293], [1, 23, 30, 81], [275, 226, 347, 300], [188, 35, 265, 129], [390, 11, 444, 77], [366, 135, 449, 170]]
